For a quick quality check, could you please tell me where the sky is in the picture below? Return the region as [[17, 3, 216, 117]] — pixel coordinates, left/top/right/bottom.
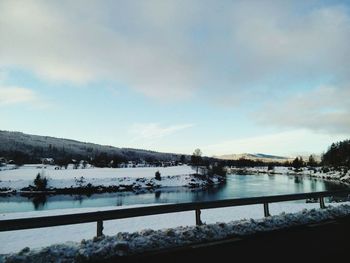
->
[[0, 0, 350, 157]]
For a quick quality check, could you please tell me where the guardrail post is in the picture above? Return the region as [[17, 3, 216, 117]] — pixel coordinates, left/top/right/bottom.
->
[[195, 209, 202, 225], [263, 203, 270, 217], [97, 220, 104, 237], [319, 197, 326, 209]]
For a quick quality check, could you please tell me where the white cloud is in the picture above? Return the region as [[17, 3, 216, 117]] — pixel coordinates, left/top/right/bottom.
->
[[202, 130, 349, 157], [228, 2, 350, 85], [255, 84, 350, 134], [0, 85, 39, 106], [2, 1, 348, 98], [0, 0, 350, 133], [130, 123, 194, 141], [0, 0, 200, 99]]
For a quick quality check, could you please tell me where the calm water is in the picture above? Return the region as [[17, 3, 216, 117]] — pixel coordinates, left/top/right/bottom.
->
[[0, 174, 348, 213]]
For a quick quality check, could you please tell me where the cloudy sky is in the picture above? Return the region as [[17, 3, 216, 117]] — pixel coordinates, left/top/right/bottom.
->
[[1, 0, 349, 157]]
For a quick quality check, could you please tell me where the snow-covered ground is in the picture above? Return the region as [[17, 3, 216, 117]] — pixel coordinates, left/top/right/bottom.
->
[[0, 201, 348, 255], [0, 165, 194, 180], [228, 166, 350, 184], [2, 202, 350, 262], [2, 165, 349, 192], [2, 164, 350, 261], [0, 165, 204, 191]]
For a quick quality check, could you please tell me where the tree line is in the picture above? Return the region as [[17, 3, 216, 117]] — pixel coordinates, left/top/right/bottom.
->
[[322, 139, 350, 168], [2, 139, 349, 169], [0, 146, 187, 167]]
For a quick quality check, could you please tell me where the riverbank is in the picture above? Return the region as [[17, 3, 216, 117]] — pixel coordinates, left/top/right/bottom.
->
[[0, 165, 226, 195], [228, 166, 350, 185]]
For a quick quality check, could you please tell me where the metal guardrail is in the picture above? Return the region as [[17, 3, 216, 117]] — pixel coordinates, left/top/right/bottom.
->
[[0, 190, 349, 237]]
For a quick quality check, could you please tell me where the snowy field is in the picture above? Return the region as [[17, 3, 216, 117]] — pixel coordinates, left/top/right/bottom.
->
[[0, 165, 194, 180], [0, 165, 196, 191], [1, 201, 349, 254], [2, 165, 349, 191]]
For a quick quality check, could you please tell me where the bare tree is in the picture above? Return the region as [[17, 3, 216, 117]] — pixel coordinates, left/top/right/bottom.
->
[[191, 148, 202, 174]]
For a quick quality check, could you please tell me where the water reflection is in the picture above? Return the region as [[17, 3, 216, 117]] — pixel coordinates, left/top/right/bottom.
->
[[268, 174, 275, 180], [293, 176, 305, 193], [0, 174, 348, 213], [31, 195, 47, 210], [116, 197, 123, 206], [310, 179, 317, 192], [155, 191, 161, 200], [294, 176, 302, 184], [73, 195, 84, 204]]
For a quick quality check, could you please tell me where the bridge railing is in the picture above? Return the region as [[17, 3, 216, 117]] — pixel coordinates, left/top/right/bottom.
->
[[0, 190, 349, 237]]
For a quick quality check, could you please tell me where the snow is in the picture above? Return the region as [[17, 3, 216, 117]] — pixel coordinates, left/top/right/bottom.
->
[[0, 165, 194, 180], [0, 165, 198, 191], [228, 166, 350, 184], [2, 203, 350, 262], [2, 164, 350, 261], [0, 201, 349, 255], [2, 165, 349, 192]]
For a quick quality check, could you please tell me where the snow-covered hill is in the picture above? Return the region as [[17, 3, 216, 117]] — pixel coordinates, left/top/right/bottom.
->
[[0, 130, 185, 162]]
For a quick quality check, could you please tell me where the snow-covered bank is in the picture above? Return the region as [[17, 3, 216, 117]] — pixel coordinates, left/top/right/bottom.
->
[[228, 166, 350, 184], [0, 165, 225, 193], [2, 203, 350, 262], [0, 165, 193, 180], [0, 201, 349, 255]]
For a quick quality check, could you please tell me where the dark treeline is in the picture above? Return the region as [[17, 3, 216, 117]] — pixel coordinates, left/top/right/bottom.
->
[[0, 148, 190, 167], [322, 139, 350, 168], [0, 131, 186, 166], [221, 158, 284, 168], [218, 139, 350, 169], [1, 131, 348, 169]]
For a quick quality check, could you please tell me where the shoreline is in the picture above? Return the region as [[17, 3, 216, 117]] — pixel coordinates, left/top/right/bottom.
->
[[0, 174, 226, 197], [227, 166, 350, 186]]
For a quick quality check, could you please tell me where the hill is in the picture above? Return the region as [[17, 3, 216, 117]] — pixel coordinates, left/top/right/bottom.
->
[[0, 130, 184, 165], [216, 153, 293, 163]]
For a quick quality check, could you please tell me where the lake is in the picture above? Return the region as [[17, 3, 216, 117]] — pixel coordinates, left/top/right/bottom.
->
[[0, 173, 348, 213]]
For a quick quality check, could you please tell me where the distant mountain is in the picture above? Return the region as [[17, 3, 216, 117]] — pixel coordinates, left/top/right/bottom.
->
[[0, 130, 185, 164], [216, 153, 293, 163]]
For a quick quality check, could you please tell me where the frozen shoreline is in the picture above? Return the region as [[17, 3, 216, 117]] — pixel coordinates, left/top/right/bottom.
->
[[228, 166, 350, 185], [1, 201, 349, 255], [0, 165, 225, 194], [2, 165, 349, 194], [1, 202, 350, 262]]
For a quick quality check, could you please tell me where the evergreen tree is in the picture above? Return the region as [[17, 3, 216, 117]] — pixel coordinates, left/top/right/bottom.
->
[[308, 155, 318, 167], [322, 140, 350, 167], [34, 173, 48, 190], [180, 155, 186, 164], [292, 157, 304, 170], [155, 171, 161, 180]]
